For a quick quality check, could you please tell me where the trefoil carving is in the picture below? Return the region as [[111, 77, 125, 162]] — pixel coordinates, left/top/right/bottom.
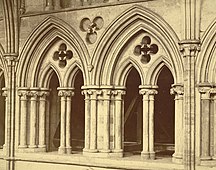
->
[[80, 16, 104, 44]]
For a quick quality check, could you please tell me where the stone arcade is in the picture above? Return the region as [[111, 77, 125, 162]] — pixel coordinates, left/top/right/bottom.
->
[[0, 0, 216, 170]]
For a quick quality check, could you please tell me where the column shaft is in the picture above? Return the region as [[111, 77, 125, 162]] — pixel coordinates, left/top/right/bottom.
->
[[102, 90, 111, 152], [200, 92, 211, 160], [19, 91, 28, 148], [141, 93, 149, 159], [90, 91, 97, 152], [83, 90, 90, 151], [29, 92, 38, 148], [66, 96, 72, 154], [58, 94, 66, 154], [38, 90, 49, 150], [149, 94, 155, 159], [114, 92, 123, 152], [213, 94, 216, 159]]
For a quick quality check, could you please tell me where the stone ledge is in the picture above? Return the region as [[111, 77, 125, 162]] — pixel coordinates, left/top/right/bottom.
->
[[14, 152, 184, 170]]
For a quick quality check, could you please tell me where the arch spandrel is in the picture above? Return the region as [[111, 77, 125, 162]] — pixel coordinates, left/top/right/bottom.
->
[[17, 16, 90, 87], [91, 5, 183, 86]]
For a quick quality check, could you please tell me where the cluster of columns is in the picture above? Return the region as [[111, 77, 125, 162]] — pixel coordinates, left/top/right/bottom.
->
[[198, 84, 216, 161], [139, 86, 158, 160], [57, 87, 74, 154], [17, 87, 49, 151], [82, 86, 126, 157]]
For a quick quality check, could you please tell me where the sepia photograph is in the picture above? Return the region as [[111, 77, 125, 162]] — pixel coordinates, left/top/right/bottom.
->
[[0, 0, 215, 170]]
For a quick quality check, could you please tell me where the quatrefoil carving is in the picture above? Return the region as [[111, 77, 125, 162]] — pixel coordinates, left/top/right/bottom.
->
[[134, 36, 158, 64], [80, 16, 104, 44], [53, 43, 73, 68]]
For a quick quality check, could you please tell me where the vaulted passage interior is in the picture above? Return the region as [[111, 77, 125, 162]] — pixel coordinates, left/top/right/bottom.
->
[[124, 67, 142, 155], [154, 66, 174, 157], [49, 69, 84, 152]]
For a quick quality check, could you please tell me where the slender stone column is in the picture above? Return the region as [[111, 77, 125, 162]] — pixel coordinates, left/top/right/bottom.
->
[[212, 88, 216, 159], [29, 88, 40, 149], [45, 0, 54, 10], [101, 88, 112, 153], [82, 89, 91, 152], [58, 89, 66, 154], [2, 88, 8, 151], [89, 88, 101, 152], [18, 88, 29, 148], [170, 84, 184, 163], [139, 88, 149, 159], [65, 89, 74, 154], [113, 89, 125, 154], [199, 85, 211, 160], [38, 88, 50, 151], [148, 89, 157, 160]]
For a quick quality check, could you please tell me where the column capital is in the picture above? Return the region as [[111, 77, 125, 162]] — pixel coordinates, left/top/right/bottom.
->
[[2, 87, 8, 97], [210, 88, 216, 95], [57, 87, 75, 97], [29, 88, 40, 98], [198, 84, 212, 100], [170, 84, 184, 95], [18, 88, 30, 99], [139, 87, 158, 96], [38, 88, 50, 99], [112, 89, 126, 100], [179, 40, 200, 57]]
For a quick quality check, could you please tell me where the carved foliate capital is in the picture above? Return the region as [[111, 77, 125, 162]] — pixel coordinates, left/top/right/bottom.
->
[[179, 40, 200, 57], [210, 88, 216, 95], [58, 90, 74, 97], [139, 88, 157, 96], [113, 90, 126, 100], [39, 91, 50, 100], [170, 84, 184, 95], [198, 85, 211, 100], [18, 90, 30, 100], [1, 87, 8, 97]]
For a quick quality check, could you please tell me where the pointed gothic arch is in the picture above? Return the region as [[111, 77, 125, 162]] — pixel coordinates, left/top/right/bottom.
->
[[39, 63, 62, 88], [17, 16, 90, 87], [114, 58, 144, 86], [145, 56, 173, 85], [63, 61, 83, 87], [91, 5, 183, 86], [196, 18, 216, 83]]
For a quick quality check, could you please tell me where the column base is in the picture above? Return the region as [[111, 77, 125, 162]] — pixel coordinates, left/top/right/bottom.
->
[[66, 147, 72, 154], [45, 5, 54, 11], [141, 151, 150, 159], [200, 156, 212, 161], [172, 153, 183, 164], [18, 145, 28, 149], [100, 149, 111, 153], [58, 147, 66, 154], [149, 152, 155, 160]]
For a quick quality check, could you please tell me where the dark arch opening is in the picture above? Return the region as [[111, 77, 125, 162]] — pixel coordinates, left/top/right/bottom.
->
[[124, 67, 142, 155], [0, 73, 5, 148], [71, 70, 85, 152], [154, 66, 174, 157], [49, 72, 60, 151]]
